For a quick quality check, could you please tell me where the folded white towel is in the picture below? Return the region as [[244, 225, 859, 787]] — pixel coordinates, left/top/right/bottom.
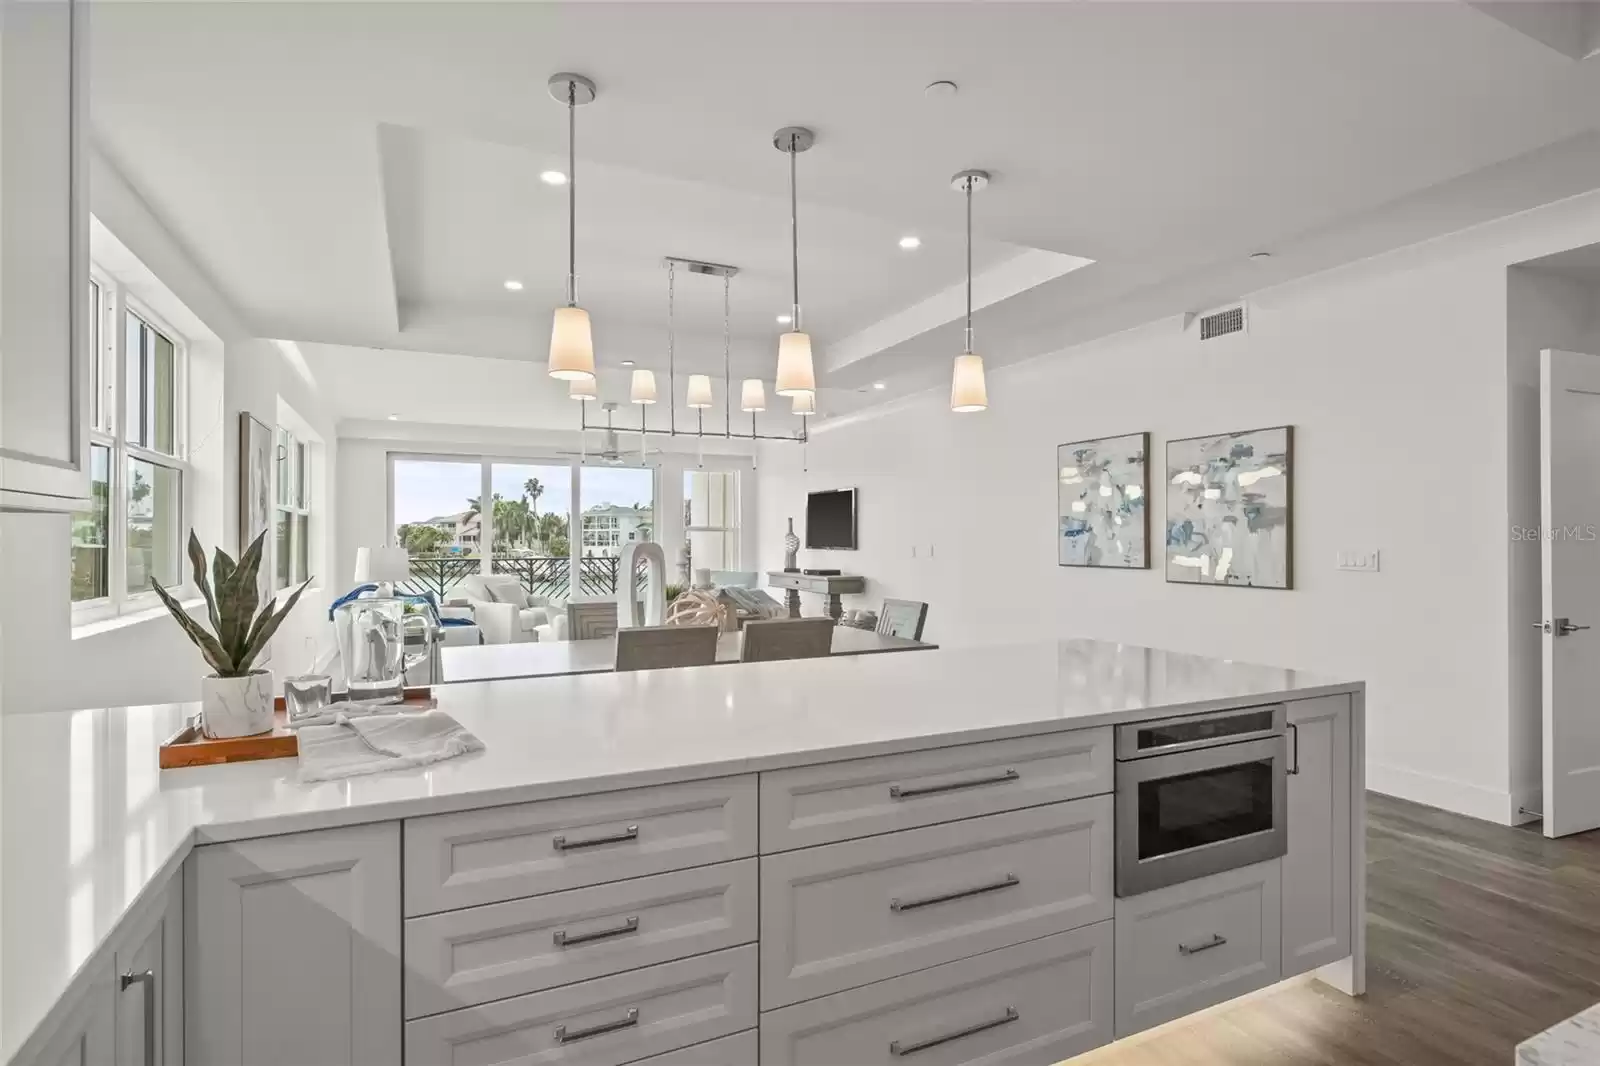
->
[[297, 711, 484, 782]]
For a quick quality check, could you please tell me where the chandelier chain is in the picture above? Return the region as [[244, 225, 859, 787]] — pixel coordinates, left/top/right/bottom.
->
[[566, 81, 577, 307]]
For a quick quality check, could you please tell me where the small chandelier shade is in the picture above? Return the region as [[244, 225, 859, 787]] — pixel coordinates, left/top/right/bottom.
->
[[630, 369, 658, 404], [951, 353, 988, 412], [568, 374, 597, 400], [776, 331, 816, 396], [686, 374, 714, 409], [741, 379, 767, 413], [791, 390, 816, 415], [549, 306, 596, 381]]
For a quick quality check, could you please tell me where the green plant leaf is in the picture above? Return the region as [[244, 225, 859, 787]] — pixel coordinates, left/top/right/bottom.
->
[[187, 530, 222, 638], [150, 577, 234, 675], [238, 578, 313, 674], [212, 545, 236, 599], [219, 531, 267, 661]]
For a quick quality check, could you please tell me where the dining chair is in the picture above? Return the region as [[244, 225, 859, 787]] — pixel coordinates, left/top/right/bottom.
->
[[740, 616, 836, 663], [876, 599, 929, 642], [567, 600, 619, 641], [614, 624, 720, 672]]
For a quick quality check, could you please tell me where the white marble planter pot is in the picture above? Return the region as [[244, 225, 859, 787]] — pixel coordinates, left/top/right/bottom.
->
[[200, 671, 275, 738]]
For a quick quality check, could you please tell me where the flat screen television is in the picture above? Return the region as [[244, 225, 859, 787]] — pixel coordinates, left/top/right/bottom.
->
[[805, 488, 858, 550]]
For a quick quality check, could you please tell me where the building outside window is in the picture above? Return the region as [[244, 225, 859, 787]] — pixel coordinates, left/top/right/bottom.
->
[[71, 271, 190, 620]]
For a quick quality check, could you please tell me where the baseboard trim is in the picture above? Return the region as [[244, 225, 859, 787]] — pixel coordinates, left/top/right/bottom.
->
[[1366, 761, 1517, 825]]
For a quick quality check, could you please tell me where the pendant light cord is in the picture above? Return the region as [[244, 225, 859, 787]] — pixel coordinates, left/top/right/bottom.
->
[[667, 259, 676, 436], [964, 176, 974, 355], [567, 81, 577, 307], [724, 274, 732, 438], [789, 134, 801, 331]]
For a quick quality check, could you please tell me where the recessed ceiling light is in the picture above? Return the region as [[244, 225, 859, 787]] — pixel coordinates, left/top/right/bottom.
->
[[899, 236, 922, 250], [503, 279, 524, 291], [540, 170, 568, 186], [776, 314, 793, 325], [872, 382, 887, 390], [387, 413, 400, 421], [620, 359, 636, 367]]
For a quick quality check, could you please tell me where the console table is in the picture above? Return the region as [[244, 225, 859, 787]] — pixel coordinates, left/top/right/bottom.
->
[[767, 570, 865, 620]]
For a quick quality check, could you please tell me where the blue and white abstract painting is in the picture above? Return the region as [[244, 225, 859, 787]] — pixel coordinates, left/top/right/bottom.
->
[[1165, 425, 1293, 588], [1058, 432, 1149, 568]]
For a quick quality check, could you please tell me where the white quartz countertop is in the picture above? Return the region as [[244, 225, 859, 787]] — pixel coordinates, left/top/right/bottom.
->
[[0, 638, 1358, 1064], [1518, 1004, 1600, 1065]]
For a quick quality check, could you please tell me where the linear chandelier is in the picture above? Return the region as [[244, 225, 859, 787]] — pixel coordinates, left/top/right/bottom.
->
[[572, 256, 810, 445]]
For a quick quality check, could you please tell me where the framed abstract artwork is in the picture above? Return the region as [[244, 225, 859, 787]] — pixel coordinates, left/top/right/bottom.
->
[[1165, 424, 1294, 589], [1058, 431, 1149, 568]]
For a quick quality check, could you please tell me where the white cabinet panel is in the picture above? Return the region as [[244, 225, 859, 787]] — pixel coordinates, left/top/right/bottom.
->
[[631, 1030, 757, 1065], [31, 977, 114, 1066], [404, 944, 757, 1066], [759, 923, 1113, 1066], [760, 796, 1113, 1008], [0, 0, 90, 511], [759, 728, 1113, 852], [187, 822, 401, 1066], [1283, 693, 1353, 977], [404, 776, 758, 915], [405, 859, 757, 1017], [1114, 861, 1282, 1037], [112, 875, 182, 1066]]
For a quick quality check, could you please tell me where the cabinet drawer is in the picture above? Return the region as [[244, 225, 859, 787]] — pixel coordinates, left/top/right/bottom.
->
[[631, 1030, 756, 1064], [404, 776, 758, 915], [404, 945, 757, 1066], [760, 728, 1112, 852], [406, 860, 758, 1018], [760, 923, 1113, 1066], [760, 796, 1113, 1008], [1115, 861, 1282, 1037]]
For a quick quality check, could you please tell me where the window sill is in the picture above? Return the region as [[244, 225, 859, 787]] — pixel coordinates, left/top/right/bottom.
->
[[72, 597, 205, 640]]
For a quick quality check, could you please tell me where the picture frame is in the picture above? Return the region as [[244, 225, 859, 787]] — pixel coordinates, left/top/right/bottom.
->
[[1057, 431, 1150, 569], [1164, 424, 1294, 589]]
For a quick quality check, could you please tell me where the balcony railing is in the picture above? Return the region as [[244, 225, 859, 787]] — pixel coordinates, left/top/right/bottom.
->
[[399, 554, 646, 602]]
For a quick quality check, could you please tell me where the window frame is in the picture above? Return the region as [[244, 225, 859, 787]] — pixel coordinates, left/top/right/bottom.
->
[[684, 469, 741, 572], [274, 428, 314, 591], [73, 267, 192, 626]]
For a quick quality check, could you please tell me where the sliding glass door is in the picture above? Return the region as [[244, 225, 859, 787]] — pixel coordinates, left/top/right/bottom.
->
[[488, 462, 574, 601], [578, 465, 656, 598], [390, 457, 482, 599]]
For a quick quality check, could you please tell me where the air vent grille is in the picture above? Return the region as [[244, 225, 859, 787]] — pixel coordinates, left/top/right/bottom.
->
[[1199, 306, 1245, 340]]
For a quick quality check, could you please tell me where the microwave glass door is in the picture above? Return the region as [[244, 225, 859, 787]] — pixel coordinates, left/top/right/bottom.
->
[[1136, 756, 1277, 860]]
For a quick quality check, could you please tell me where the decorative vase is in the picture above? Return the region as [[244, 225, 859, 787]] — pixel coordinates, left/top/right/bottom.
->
[[783, 517, 800, 572], [200, 671, 275, 738]]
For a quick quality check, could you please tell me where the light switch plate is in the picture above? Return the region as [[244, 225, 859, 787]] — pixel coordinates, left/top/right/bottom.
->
[[1336, 549, 1380, 572]]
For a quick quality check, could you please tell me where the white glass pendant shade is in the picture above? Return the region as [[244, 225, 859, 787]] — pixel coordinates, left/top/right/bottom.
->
[[548, 306, 596, 381], [790, 390, 815, 415], [686, 374, 714, 409], [775, 331, 816, 396], [568, 375, 597, 400], [630, 369, 658, 404], [951, 353, 988, 412], [740, 378, 767, 412]]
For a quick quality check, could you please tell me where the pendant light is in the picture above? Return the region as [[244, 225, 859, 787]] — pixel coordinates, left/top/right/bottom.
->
[[950, 169, 990, 413], [773, 127, 817, 397], [546, 74, 597, 382]]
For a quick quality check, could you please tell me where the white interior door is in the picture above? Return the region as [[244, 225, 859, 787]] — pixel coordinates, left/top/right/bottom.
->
[[1540, 349, 1600, 837]]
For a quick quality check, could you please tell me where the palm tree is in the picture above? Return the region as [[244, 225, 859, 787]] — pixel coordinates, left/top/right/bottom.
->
[[523, 478, 544, 518]]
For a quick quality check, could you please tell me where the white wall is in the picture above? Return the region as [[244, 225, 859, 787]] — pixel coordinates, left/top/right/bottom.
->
[[0, 153, 338, 713], [337, 422, 757, 603], [758, 186, 1600, 825]]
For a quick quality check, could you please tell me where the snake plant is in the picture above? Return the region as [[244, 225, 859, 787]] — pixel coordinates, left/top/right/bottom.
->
[[152, 530, 312, 677]]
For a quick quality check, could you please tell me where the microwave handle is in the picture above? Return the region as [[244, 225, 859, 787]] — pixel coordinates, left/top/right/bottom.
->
[[1287, 723, 1300, 775]]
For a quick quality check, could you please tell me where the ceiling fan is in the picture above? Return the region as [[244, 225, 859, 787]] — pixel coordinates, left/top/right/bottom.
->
[[556, 402, 662, 465]]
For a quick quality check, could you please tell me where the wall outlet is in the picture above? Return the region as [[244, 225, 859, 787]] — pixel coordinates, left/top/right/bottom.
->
[[1336, 549, 1380, 572]]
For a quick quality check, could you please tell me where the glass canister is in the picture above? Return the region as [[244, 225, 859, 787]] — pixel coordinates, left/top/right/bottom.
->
[[333, 594, 407, 702]]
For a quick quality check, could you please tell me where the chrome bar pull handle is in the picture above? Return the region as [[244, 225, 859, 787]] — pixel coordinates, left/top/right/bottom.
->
[[1287, 723, 1300, 775], [120, 969, 156, 1066], [889, 1007, 1020, 1056], [554, 1007, 640, 1044], [890, 873, 1020, 913], [552, 825, 639, 851], [553, 915, 640, 948], [890, 769, 1019, 800], [1178, 933, 1228, 956]]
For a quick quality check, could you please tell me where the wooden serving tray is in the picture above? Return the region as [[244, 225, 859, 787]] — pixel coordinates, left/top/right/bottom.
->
[[159, 687, 435, 770]]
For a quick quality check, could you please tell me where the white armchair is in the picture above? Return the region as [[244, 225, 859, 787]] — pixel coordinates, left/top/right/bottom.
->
[[453, 574, 560, 645]]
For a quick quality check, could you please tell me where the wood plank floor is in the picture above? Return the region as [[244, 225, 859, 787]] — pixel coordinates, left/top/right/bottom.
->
[[1073, 792, 1600, 1065]]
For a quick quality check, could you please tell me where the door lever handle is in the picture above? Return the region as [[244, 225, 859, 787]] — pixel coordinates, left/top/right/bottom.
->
[[1537, 618, 1591, 635]]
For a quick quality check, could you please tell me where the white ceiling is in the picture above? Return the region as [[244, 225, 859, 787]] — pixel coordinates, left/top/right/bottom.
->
[[88, 1, 1600, 427]]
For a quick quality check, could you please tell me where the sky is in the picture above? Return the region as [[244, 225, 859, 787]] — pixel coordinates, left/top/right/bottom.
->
[[393, 460, 657, 528]]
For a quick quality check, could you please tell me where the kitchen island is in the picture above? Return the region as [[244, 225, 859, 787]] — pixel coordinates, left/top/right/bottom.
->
[[2, 639, 1364, 1065]]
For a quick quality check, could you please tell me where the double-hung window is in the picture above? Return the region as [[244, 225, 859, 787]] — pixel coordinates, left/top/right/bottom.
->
[[274, 428, 313, 590], [684, 470, 740, 571], [71, 272, 190, 621]]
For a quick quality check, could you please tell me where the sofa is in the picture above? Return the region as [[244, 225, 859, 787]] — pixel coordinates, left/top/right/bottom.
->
[[450, 574, 561, 645]]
